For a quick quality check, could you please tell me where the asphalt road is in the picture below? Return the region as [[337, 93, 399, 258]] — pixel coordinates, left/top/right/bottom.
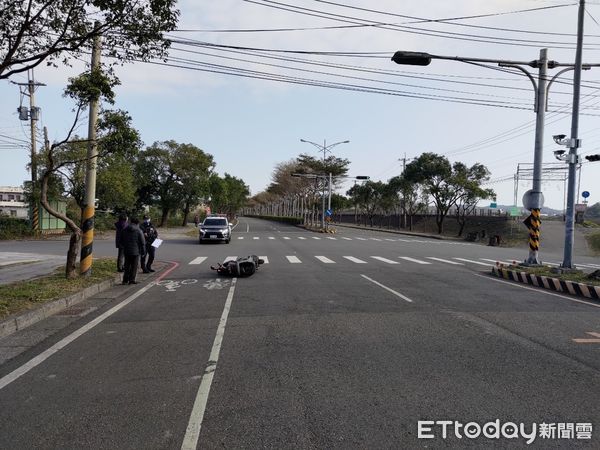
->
[[0, 217, 599, 449]]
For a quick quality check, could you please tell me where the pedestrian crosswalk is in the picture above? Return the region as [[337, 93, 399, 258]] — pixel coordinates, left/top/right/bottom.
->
[[186, 254, 600, 270], [229, 235, 474, 246]]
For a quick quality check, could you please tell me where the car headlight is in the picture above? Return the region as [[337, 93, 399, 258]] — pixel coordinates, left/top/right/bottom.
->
[[221, 228, 229, 234]]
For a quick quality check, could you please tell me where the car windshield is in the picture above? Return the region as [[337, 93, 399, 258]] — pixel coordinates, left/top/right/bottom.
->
[[203, 218, 227, 226]]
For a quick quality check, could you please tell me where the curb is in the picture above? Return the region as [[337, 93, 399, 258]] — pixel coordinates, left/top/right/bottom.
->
[[491, 266, 600, 300], [0, 276, 119, 340]]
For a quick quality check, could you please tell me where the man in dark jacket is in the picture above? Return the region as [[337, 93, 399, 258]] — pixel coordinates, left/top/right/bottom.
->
[[120, 217, 145, 285], [140, 215, 158, 273], [114, 213, 128, 272]]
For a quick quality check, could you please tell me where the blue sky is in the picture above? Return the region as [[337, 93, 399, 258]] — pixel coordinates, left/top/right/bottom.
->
[[2, 0, 600, 210]]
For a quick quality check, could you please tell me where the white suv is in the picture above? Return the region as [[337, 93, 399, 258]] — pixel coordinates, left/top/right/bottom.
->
[[198, 216, 231, 244]]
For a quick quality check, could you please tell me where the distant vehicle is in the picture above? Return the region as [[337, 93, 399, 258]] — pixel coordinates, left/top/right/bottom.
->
[[198, 216, 231, 244]]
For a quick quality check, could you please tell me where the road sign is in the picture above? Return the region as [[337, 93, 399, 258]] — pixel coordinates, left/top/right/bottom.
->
[[509, 206, 520, 217], [326, 209, 333, 216], [490, 202, 497, 208], [582, 191, 590, 198]]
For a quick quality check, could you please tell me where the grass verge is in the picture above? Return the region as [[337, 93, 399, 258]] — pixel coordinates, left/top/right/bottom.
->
[[586, 232, 600, 255], [505, 264, 600, 286], [0, 258, 117, 320]]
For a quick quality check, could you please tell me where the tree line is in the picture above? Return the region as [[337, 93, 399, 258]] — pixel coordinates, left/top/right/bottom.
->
[[248, 152, 495, 236]]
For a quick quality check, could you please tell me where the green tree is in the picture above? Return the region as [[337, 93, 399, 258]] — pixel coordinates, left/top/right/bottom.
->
[[388, 175, 427, 231], [346, 181, 392, 227], [208, 173, 250, 216], [452, 163, 495, 236], [0, 0, 179, 80]]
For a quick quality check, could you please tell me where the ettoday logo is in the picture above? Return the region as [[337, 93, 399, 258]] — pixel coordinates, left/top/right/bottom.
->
[[417, 420, 594, 445]]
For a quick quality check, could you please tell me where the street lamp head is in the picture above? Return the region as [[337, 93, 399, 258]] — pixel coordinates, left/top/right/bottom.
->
[[391, 51, 432, 66]]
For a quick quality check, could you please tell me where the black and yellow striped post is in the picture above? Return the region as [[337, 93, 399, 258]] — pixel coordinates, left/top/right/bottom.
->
[[80, 205, 95, 276], [31, 204, 40, 234], [523, 208, 542, 264]]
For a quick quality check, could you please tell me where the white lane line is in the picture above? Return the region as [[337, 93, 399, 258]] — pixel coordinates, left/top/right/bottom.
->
[[298, 237, 307, 240], [237, 236, 244, 240], [480, 258, 517, 265], [426, 257, 464, 265], [283, 236, 291, 240], [0, 281, 155, 391], [360, 275, 414, 303], [356, 237, 367, 241], [315, 256, 335, 264], [370, 238, 382, 241], [253, 237, 260, 240], [453, 258, 492, 266], [371, 256, 400, 265], [399, 256, 431, 265], [311, 236, 321, 240], [224, 256, 237, 262], [189, 257, 207, 265], [246, 223, 249, 233], [268, 237, 275, 240], [181, 279, 238, 450], [396, 239, 415, 242], [326, 237, 337, 240], [286, 256, 302, 263], [259, 256, 269, 264], [473, 274, 600, 309], [575, 263, 598, 269], [343, 256, 367, 264], [385, 238, 396, 242], [341, 237, 353, 240]]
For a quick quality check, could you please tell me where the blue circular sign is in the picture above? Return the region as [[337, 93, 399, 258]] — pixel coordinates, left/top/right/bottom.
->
[[582, 191, 590, 198]]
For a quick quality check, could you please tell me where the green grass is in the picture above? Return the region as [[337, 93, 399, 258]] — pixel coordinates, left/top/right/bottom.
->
[[0, 258, 117, 320], [505, 264, 600, 286], [587, 232, 600, 255]]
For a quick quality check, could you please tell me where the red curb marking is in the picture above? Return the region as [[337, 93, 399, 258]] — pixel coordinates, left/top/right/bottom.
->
[[157, 261, 179, 282]]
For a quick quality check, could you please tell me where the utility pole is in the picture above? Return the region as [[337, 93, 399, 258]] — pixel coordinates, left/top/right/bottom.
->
[[12, 70, 45, 232], [80, 28, 102, 276], [399, 153, 412, 228], [562, 0, 586, 269]]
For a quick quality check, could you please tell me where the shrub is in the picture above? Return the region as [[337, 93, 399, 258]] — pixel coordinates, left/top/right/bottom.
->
[[0, 217, 33, 240]]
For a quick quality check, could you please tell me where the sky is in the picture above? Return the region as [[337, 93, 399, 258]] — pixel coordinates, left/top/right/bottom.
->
[[2, 0, 600, 210]]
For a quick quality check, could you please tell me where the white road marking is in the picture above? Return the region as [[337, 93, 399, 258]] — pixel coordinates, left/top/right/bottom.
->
[[385, 238, 396, 242], [189, 257, 208, 265], [224, 256, 237, 262], [286, 256, 302, 263], [480, 258, 517, 265], [545, 262, 559, 266], [0, 281, 155, 391], [246, 223, 249, 233], [253, 237, 260, 240], [370, 238, 382, 241], [360, 275, 414, 303], [473, 274, 600, 309], [371, 256, 399, 264], [283, 237, 291, 240], [356, 237, 367, 241], [326, 237, 337, 240], [399, 256, 431, 265], [453, 258, 492, 266], [343, 256, 367, 264], [259, 256, 269, 264], [311, 236, 321, 240], [298, 237, 307, 240], [426, 257, 464, 265], [396, 239, 415, 242], [237, 236, 244, 240], [315, 256, 335, 264], [341, 237, 353, 240], [181, 279, 238, 450], [268, 237, 275, 240]]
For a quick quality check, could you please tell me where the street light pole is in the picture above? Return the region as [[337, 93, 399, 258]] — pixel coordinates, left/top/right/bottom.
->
[[299, 138, 349, 229], [562, 0, 586, 269], [392, 46, 595, 265]]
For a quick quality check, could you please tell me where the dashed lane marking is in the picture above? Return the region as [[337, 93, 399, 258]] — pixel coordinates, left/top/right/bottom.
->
[[341, 237, 353, 240], [283, 237, 291, 240], [286, 256, 302, 263], [356, 237, 367, 241], [343, 256, 367, 264], [298, 237, 307, 240], [399, 256, 431, 265], [371, 256, 399, 264], [315, 256, 335, 264], [259, 256, 269, 264], [224, 256, 237, 262], [311, 236, 321, 240], [268, 237, 275, 240], [426, 257, 464, 265], [453, 258, 491, 266], [237, 237, 244, 240], [253, 237, 259, 240], [189, 257, 208, 265]]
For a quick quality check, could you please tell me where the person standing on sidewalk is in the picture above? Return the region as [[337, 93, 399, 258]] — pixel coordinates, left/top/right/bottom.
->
[[140, 215, 158, 273], [114, 213, 128, 272], [120, 217, 145, 285]]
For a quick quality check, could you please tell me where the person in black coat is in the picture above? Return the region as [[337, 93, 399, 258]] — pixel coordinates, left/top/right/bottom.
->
[[114, 213, 128, 272], [119, 217, 145, 285], [140, 215, 158, 273]]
